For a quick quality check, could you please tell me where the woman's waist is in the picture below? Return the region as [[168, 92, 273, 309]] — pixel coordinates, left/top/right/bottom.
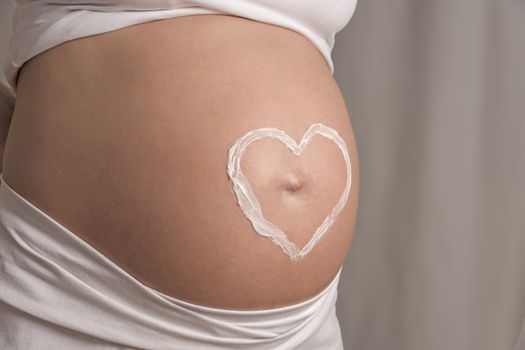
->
[[1, 14, 358, 310], [2, 99, 357, 310]]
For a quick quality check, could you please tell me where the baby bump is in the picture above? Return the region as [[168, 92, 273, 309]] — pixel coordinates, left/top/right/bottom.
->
[[2, 14, 360, 310]]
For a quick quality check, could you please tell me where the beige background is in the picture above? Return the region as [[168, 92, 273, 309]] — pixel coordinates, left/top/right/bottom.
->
[[1, 1, 524, 349]]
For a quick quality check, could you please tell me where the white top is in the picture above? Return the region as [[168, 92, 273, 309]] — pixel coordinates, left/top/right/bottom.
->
[[0, 0, 358, 126]]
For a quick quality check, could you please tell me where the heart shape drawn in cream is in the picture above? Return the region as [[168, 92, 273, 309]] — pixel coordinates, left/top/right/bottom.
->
[[227, 123, 352, 262]]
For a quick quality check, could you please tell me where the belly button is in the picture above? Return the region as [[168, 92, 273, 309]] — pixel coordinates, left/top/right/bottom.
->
[[281, 174, 306, 194], [284, 182, 302, 193]]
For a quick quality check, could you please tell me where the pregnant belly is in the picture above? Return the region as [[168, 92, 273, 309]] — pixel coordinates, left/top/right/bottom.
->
[[2, 14, 360, 310]]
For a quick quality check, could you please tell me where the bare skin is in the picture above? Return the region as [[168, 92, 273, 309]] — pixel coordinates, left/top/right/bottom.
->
[[2, 14, 359, 310]]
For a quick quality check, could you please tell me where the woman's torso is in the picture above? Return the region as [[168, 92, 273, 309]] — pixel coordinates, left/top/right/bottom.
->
[[2, 14, 359, 310]]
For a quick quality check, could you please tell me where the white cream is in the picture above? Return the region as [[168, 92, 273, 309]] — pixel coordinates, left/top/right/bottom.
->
[[227, 123, 353, 262]]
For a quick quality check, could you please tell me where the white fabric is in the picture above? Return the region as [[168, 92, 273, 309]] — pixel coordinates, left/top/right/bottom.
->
[[0, 0, 358, 128], [0, 173, 344, 350]]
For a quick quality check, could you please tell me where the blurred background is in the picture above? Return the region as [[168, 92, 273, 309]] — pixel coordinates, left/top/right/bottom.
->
[[1, 1, 524, 349], [333, 1, 525, 349]]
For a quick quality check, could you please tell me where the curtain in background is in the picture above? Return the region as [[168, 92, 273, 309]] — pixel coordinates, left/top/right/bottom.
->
[[333, 1, 525, 349], [1, 1, 524, 349]]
